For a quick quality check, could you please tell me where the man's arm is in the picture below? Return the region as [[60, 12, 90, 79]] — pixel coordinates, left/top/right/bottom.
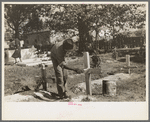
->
[[59, 62, 83, 74]]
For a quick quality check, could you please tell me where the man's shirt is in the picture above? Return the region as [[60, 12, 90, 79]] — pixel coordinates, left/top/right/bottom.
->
[[51, 41, 66, 65]]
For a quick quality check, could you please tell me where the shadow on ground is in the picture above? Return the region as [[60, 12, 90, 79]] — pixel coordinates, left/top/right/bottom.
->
[[14, 89, 62, 102]]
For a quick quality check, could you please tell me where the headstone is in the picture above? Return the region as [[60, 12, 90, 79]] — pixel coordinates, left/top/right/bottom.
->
[[23, 45, 37, 59], [123, 55, 137, 74], [20, 40, 24, 47], [126, 55, 130, 74]]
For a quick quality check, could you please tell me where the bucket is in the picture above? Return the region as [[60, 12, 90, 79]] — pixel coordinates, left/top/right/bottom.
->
[[102, 80, 116, 96]]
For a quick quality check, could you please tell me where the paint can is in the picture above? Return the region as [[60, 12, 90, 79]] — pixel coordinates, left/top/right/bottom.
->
[[102, 80, 116, 96]]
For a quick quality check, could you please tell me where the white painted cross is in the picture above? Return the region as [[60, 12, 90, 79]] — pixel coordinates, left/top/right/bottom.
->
[[123, 55, 137, 74], [83, 52, 101, 95]]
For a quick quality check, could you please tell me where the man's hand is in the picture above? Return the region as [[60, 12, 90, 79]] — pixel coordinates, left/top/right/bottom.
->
[[74, 68, 84, 74], [62, 63, 84, 74]]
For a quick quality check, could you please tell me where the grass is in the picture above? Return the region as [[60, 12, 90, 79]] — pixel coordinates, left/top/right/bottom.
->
[[4, 53, 146, 102]]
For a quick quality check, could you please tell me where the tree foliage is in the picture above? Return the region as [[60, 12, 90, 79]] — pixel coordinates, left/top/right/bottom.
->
[[5, 4, 146, 51], [4, 4, 44, 38], [42, 4, 146, 51]]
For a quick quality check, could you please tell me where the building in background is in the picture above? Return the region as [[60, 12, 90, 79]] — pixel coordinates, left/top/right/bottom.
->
[[23, 30, 50, 48]]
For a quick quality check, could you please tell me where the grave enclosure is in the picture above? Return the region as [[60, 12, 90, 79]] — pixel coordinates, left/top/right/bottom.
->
[[5, 45, 52, 66]]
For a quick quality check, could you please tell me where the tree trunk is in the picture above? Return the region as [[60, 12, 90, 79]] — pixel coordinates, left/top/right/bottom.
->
[[95, 29, 99, 51], [95, 5, 99, 52], [78, 20, 84, 52], [77, 5, 91, 53], [15, 29, 19, 38], [77, 15, 89, 52], [15, 24, 19, 38], [112, 25, 115, 48]]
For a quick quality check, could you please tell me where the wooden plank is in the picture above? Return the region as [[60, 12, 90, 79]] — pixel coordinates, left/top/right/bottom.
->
[[85, 72, 91, 95], [27, 62, 52, 66], [90, 68, 101, 74], [115, 47, 140, 51], [84, 52, 92, 95], [17, 61, 52, 67], [83, 68, 90, 74], [17, 63, 27, 66], [84, 68, 101, 74], [84, 52, 90, 69], [41, 64, 47, 91], [123, 66, 137, 68]]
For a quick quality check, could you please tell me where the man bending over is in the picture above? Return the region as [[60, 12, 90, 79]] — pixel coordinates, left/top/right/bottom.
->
[[51, 39, 83, 99]]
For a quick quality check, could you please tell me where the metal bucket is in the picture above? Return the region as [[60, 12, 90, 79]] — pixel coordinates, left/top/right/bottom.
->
[[102, 80, 116, 96]]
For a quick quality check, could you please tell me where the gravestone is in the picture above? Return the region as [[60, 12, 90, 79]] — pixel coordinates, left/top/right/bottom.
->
[[83, 52, 101, 95], [123, 55, 137, 74]]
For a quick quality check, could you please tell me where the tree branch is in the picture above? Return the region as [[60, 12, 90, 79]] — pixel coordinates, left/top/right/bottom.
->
[[7, 21, 15, 30]]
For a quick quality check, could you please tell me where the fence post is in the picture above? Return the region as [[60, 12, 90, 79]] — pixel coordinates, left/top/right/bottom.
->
[[126, 55, 130, 74]]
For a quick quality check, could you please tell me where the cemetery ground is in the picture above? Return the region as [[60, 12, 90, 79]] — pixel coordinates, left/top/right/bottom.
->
[[4, 53, 146, 102]]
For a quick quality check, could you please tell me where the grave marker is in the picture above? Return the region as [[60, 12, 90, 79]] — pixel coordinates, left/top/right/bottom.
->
[[126, 55, 130, 74], [83, 52, 101, 95], [84, 52, 92, 95], [123, 55, 137, 74]]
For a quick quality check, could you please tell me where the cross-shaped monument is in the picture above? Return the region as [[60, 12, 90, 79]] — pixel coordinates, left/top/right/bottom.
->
[[83, 52, 101, 95], [123, 55, 137, 74]]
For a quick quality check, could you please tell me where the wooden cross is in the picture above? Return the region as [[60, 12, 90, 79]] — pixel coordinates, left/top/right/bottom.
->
[[35, 63, 48, 91], [123, 55, 137, 74], [83, 52, 101, 95]]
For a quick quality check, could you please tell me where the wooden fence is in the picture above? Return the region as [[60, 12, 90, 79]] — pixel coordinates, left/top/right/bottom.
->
[[92, 36, 145, 51]]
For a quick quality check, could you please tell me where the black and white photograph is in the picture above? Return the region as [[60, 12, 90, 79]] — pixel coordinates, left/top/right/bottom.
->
[[2, 1, 148, 120]]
